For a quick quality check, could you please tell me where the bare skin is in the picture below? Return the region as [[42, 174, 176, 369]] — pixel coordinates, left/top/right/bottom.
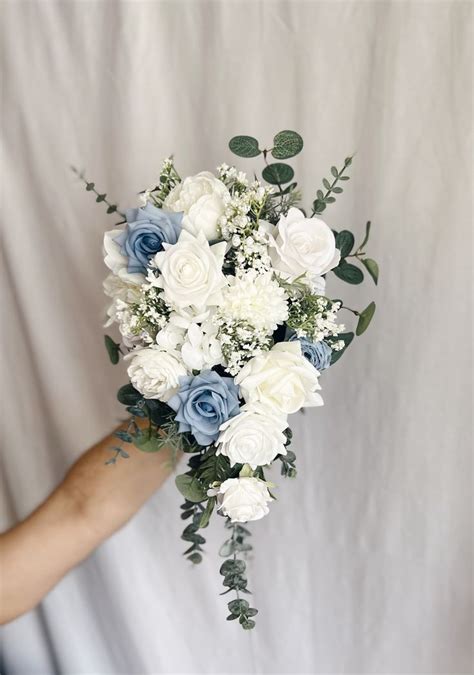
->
[[0, 419, 176, 624]]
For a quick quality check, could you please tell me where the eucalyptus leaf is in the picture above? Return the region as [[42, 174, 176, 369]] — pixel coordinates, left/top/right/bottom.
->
[[356, 302, 376, 335], [362, 258, 379, 285], [228, 135, 261, 158], [199, 497, 215, 528], [335, 230, 355, 258], [175, 474, 207, 503], [271, 130, 303, 159], [133, 429, 163, 453], [333, 261, 364, 284], [330, 332, 355, 364], [360, 221, 372, 250], [117, 383, 142, 406], [188, 552, 202, 564], [262, 162, 294, 185], [104, 335, 120, 364]]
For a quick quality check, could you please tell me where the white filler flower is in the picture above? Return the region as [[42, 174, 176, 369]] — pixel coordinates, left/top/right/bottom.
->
[[153, 230, 227, 309], [126, 347, 187, 401], [216, 403, 288, 469], [218, 270, 288, 333], [164, 171, 230, 241], [216, 477, 273, 522], [269, 207, 340, 281], [235, 341, 323, 414]]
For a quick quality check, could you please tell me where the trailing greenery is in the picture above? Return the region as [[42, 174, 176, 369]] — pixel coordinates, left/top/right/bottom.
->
[[71, 166, 125, 218], [311, 156, 353, 216], [219, 521, 258, 630]]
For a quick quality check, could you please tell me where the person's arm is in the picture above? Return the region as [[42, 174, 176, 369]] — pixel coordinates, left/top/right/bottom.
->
[[0, 420, 176, 624]]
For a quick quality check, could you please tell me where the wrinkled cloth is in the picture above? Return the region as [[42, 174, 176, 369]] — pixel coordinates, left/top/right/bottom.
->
[[0, 1, 472, 673]]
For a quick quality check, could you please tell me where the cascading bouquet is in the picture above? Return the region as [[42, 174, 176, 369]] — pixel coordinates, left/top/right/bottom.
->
[[73, 130, 378, 630]]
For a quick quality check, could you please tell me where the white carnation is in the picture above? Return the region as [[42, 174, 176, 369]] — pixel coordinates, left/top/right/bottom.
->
[[164, 171, 230, 241], [126, 347, 187, 401], [216, 477, 273, 523], [153, 230, 227, 310], [218, 270, 288, 333], [235, 341, 323, 414], [216, 403, 288, 469]]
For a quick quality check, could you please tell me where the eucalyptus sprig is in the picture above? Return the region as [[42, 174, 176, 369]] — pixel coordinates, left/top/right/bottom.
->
[[71, 166, 125, 218], [180, 501, 208, 564], [311, 156, 353, 216], [219, 520, 258, 630]]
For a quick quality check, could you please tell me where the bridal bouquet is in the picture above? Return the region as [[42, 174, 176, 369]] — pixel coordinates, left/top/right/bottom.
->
[[74, 130, 378, 630]]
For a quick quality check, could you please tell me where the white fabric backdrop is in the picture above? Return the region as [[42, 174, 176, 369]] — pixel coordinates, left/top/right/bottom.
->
[[1, 1, 472, 673]]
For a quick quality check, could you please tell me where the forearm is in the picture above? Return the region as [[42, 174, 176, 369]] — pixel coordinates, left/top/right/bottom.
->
[[0, 423, 176, 624]]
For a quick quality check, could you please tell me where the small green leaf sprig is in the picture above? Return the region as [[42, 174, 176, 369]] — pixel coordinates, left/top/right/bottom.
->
[[219, 521, 258, 630], [312, 156, 353, 216], [140, 156, 181, 208], [71, 166, 125, 218]]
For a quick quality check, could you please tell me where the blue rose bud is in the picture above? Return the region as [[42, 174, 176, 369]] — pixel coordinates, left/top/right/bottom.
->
[[289, 335, 332, 371], [115, 203, 183, 274], [168, 370, 240, 446]]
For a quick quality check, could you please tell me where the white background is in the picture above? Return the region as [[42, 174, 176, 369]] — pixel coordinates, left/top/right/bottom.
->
[[1, 1, 472, 673]]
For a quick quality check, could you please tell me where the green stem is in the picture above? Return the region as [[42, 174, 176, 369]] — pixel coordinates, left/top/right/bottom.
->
[[71, 166, 125, 218]]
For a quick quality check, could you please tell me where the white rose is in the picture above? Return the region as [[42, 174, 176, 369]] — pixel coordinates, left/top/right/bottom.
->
[[216, 477, 273, 523], [103, 229, 144, 284], [126, 347, 187, 401], [269, 207, 340, 282], [235, 341, 323, 414], [153, 230, 227, 310], [164, 171, 230, 240], [181, 322, 222, 371], [216, 403, 288, 469]]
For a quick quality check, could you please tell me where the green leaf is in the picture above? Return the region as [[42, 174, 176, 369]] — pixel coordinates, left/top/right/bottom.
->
[[241, 619, 256, 630], [271, 130, 304, 159], [330, 332, 355, 364], [228, 599, 249, 615], [356, 302, 376, 336], [86, 182, 94, 191], [144, 399, 173, 427], [333, 260, 364, 284], [331, 166, 338, 177], [262, 162, 294, 185], [104, 335, 120, 364], [117, 383, 142, 406], [175, 474, 207, 503], [228, 135, 261, 158], [335, 230, 355, 258], [133, 429, 163, 453], [188, 552, 202, 564], [106, 205, 117, 214], [362, 258, 379, 285], [198, 497, 215, 528], [360, 221, 371, 250], [96, 194, 106, 202]]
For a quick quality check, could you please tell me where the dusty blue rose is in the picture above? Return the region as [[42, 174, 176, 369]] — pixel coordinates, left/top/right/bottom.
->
[[289, 335, 332, 371], [168, 370, 240, 446], [115, 203, 183, 274]]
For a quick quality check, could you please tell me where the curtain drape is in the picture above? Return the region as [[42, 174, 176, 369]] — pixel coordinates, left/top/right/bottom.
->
[[1, 1, 472, 673]]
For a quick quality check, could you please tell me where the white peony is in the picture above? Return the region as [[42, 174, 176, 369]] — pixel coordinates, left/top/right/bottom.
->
[[103, 229, 145, 284], [215, 477, 273, 523], [153, 230, 227, 309], [235, 341, 323, 414], [181, 322, 222, 371], [126, 347, 187, 401], [218, 270, 288, 333], [268, 207, 340, 282], [216, 403, 288, 469], [164, 171, 230, 241]]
